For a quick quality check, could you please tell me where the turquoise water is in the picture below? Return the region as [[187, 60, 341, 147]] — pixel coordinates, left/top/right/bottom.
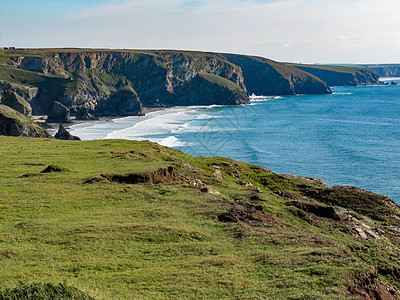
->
[[70, 80, 400, 202]]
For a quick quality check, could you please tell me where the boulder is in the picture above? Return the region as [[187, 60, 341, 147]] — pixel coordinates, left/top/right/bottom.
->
[[1, 90, 32, 117], [47, 101, 71, 123], [54, 124, 80, 140]]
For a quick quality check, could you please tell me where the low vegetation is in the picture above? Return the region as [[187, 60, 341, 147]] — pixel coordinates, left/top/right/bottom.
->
[[1, 137, 400, 299]]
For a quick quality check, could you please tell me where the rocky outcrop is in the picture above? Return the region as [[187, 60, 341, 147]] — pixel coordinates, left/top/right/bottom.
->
[[46, 101, 71, 123], [75, 110, 98, 121], [221, 54, 332, 95], [0, 90, 32, 117], [54, 124, 80, 140], [172, 73, 249, 106], [292, 65, 380, 86], [0, 104, 52, 138], [0, 80, 38, 103], [95, 86, 143, 117]]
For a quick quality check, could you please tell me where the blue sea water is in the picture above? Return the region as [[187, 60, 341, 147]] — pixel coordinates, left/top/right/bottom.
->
[[69, 79, 400, 203]]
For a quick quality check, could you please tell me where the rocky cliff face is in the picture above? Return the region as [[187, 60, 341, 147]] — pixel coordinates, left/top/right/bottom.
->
[[0, 80, 38, 103], [0, 104, 52, 138], [222, 54, 332, 95], [0, 49, 333, 120], [293, 65, 380, 86], [7, 50, 251, 116], [0, 90, 32, 117], [363, 65, 400, 77]]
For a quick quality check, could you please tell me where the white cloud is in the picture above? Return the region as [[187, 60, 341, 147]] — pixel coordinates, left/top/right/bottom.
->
[[2, 0, 400, 63]]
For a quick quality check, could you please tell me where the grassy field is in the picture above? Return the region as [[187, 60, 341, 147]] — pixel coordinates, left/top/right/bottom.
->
[[0, 137, 399, 299]]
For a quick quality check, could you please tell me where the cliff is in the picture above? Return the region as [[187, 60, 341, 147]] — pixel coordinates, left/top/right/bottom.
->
[[0, 104, 52, 138], [0, 49, 331, 120], [290, 64, 380, 86], [362, 64, 400, 77], [1, 137, 400, 299], [222, 54, 332, 95]]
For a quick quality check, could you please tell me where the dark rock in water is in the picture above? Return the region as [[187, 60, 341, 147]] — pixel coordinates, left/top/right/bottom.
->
[[391, 81, 399, 85], [54, 124, 80, 140], [47, 101, 72, 123], [1, 90, 32, 117], [0, 104, 52, 138]]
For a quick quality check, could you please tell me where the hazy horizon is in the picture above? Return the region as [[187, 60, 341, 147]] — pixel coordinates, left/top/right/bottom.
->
[[1, 0, 400, 64]]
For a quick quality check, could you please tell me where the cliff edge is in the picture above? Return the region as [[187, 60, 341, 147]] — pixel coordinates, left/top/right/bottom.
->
[[290, 64, 380, 86]]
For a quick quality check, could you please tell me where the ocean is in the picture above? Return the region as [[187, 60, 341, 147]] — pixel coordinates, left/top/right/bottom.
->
[[69, 78, 400, 203]]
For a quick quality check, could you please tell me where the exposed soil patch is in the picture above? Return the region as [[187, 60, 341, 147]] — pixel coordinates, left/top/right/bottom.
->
[[107, 150, 151, 160], [218, 203, 279, 227], [378, 266, 400, 282], [87, 167, 180, 185], [349, 273, 400, 300], [41, 165, 70, 173], [286, 200, 342, 221]]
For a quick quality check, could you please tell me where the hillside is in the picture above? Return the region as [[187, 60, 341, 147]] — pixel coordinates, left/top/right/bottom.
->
[[222, 54, 331, 95], [0, 49, 331, 121], [289, 64, 380, 86], [1, 136, 400, 299], [0, 105, 51, 138]]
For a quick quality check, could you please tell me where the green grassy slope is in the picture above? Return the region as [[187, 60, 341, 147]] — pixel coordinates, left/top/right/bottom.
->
[[288, 63, 380, 86], [1, 137, 400, 299]]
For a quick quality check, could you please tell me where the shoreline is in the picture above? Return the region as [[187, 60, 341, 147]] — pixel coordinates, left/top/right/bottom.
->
[[33, 106, 168, 133]]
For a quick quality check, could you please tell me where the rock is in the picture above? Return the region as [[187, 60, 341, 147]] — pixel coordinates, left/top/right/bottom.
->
[[0, 90, 32, 117], [47, 101, 72, 123], [54, 124, 80, 140], [0, 104, 52, 138], [0, 80, 38, 103], [38, 122, 53, 129], [75, 110, 99, 121], [95, 87, 144, 117]]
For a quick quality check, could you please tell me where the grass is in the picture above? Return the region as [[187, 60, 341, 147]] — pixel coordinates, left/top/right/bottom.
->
[[287, 63, 363, 75], [199, 73, 241, 91], [0, 137, 399, 299]]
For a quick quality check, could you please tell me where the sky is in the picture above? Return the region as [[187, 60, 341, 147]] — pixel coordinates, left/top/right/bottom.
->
[[1, 0, 400, 64]]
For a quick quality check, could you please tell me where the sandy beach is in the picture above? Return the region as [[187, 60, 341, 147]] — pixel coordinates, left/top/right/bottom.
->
[[32, 106, 167, 134]]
